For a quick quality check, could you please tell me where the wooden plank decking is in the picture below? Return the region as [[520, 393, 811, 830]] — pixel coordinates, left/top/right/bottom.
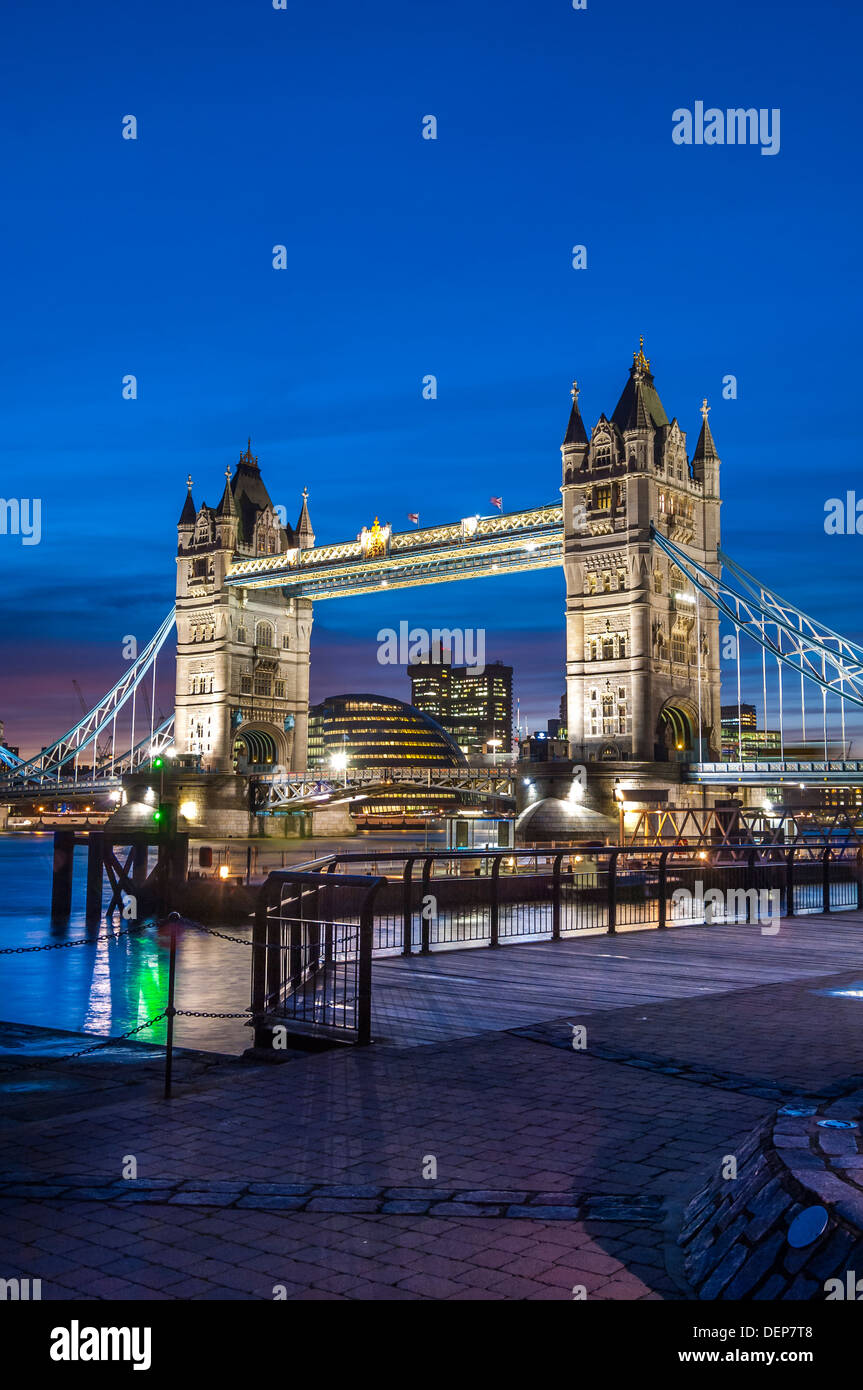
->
[[370, 911, 863, 1047]]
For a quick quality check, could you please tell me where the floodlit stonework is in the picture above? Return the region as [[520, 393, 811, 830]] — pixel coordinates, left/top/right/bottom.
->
[[562, 341, 722, 763], [174, 441, 314, 774]]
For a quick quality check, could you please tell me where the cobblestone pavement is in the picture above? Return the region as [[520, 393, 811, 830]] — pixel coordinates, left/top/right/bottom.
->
[[3, 933, 863, 1299]]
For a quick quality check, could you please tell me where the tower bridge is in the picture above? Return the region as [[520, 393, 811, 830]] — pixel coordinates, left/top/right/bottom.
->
[[3, 339, 862, 836]]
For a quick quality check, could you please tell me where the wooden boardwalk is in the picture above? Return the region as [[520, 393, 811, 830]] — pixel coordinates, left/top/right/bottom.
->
[[370, 910, 863, 1047]]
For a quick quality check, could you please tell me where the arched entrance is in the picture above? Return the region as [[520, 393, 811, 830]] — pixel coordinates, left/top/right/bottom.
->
[[232, 722, 287, 773], [656, 698, 698, 762]]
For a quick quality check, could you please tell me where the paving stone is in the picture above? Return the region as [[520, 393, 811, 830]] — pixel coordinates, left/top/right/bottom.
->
[[699, 1244, 749, 1300], [428, 1202, 502, 1218], [235, 1195, 309, 1212], [744, 1179, 793, 1242], [783, 1274, 819, 1300], [307, 1185, 382, 1200], [304, 1199, 381, 1214], [504, 1205, 581, 1221], [721, 1231, 784, 1300]]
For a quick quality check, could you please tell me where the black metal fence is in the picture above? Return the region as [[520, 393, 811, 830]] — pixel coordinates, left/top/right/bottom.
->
[[251, 872, 384, 1046], [249, 845, 863, 1045], [302, 842, 863, 946]]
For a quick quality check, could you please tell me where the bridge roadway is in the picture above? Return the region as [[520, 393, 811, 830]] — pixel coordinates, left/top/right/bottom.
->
[[5, 760, 863, 803]]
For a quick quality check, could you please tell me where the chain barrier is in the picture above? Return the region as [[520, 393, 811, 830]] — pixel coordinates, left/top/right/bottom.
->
[[174, 1009, 253, 1020], [0, 920, 153, 955], [0, 1011, 169, 1073]]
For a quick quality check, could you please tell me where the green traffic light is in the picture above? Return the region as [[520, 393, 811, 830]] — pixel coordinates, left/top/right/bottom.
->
[[153, 808, 163, 822], [153, 756, 164, 769]]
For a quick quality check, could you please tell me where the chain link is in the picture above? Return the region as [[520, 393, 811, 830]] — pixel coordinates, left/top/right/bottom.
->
[[0, 1011, 169, 1072], [173, 1009, 253, 1020], [0, 921, 152, 955]]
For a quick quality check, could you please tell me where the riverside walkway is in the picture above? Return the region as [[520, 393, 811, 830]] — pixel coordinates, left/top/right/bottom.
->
[[2, 910, 863, 1300]]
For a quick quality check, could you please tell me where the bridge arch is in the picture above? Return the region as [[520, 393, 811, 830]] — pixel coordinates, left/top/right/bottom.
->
[[232, 720, 288, 773], [656, 697, 699, 762]]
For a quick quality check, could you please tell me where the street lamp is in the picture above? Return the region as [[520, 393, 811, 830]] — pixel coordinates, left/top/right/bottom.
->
[[330, 750, 348, 787]]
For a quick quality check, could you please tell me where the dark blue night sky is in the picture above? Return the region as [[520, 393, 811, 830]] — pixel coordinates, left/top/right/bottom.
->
[[1, 0, 861, 755]]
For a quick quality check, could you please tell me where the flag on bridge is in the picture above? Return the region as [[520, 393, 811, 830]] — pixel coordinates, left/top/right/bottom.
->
[[407, 512, 419, 525], [490, 496, 502, 511]]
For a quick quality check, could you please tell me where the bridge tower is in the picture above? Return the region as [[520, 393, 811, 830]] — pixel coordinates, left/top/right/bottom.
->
[[561, 342, 722, 765], [174, 443, 314, 773]]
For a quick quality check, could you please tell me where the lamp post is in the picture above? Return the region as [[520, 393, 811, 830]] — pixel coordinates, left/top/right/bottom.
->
[[614, 777, 624, 847]]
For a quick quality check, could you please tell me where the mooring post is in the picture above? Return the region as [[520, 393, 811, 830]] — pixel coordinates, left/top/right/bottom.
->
[[85, 832, 104, 925], [163, 915, 178, 1100], [132, 838, 148, 894], [51, 829, 75, 922]]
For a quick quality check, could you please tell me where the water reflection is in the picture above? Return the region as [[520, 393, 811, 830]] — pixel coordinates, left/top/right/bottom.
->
[[0, 836, 253, 1053]]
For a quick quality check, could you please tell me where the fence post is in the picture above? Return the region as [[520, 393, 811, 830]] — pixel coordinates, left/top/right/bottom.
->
[[251, 882, 270, 1046], [490, 855, 502, 947], [786, 847, 796, 918], [607, 849, 619, 935], [657, 849, 669, 929], [421, 858, 433, 954], [746, 849, 757, 924], [823, 847, 831, 915], [857, 847, 863, 912], [357, 911, 374, 1046], [163, 915, 178, 1100], [402, 858, 415, 956], [552, 852, 563, 941]]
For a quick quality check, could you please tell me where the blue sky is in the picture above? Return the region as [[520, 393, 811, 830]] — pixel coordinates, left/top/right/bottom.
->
[[1, 0, 861, 754]]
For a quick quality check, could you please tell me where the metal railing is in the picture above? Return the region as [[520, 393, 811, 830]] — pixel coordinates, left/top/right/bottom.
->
[[289, 844, 863, 949], [249, 845, 863, 1045], [251, 871, 384, 1046]]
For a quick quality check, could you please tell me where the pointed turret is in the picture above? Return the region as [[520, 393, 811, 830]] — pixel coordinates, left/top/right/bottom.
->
[[611, 338, 669, 434], [564, 380, 588, 446], [178, 474, 196, 528], [216, 465, 237, 518], [692, 397, 720, 496], [692, 397, 719, 466], [296, 487, 315, 548], [561, 380, 590, 484]]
